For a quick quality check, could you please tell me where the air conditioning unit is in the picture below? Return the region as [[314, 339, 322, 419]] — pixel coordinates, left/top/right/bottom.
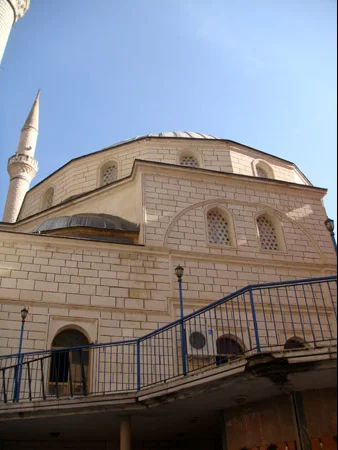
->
[[185, 326, 216, 358]]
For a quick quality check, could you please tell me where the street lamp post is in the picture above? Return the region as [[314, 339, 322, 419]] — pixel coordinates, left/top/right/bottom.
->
[[175, 265, 187, 376], [13, 307, 28, 402], [325, 218, 337, 255]]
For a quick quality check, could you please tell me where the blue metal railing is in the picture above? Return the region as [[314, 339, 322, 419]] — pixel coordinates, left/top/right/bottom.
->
[[0, 275, 336, 404]]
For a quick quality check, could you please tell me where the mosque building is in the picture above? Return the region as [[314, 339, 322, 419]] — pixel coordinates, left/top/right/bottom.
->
[[0, 1, 336, 449]]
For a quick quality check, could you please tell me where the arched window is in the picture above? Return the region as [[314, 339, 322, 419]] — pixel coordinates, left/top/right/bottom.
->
[[179, 154, 199, 168], [284, 337, 305, 350], [49, 329, 90, 397], [101, 162, 118, 186], [256, 214, 280, 251], [256, 166, 269, 178], [216, 336, 244, 365], [253, 160, 274, 179], [42, 188, 54, 210], [207, 207, 231, 245]]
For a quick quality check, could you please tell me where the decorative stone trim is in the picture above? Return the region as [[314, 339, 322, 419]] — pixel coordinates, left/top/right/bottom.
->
[[8, 0, 30, 21], [8, 153, 38, 171]]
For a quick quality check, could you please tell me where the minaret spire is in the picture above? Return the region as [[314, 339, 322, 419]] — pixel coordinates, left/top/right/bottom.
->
[[2, 91, 40, 223], [17, 89, 40, 157], [22, 89, 40, 131]]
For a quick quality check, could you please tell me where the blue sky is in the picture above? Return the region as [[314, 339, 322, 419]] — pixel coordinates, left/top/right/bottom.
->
[[0, 0, 337, 229]]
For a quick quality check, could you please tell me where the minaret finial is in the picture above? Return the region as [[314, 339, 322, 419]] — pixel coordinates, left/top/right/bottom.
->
[[2, 90, 40, 223], [22, 89, 40, 133]]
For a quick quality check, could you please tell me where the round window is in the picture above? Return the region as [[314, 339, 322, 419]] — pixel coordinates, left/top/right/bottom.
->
[[189, 332, 206, 350]]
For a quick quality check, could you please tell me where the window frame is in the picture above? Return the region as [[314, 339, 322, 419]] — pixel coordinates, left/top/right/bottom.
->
[[49, 328, 91, 397], [177, 149, 203, 169], [252, 159, 275, 180], [255, 212, 286, 253], [205, 205, 236, 248], [99, 160, 119, 187], [41, 187, 55, 210]]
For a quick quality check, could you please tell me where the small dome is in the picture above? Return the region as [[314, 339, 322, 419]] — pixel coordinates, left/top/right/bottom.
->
[[33, 213, 139, 233]]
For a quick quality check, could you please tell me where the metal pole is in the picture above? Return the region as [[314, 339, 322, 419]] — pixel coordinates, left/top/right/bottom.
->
[[136, 340, 141, 390], [14, 318, 25, 402], [249, 287, 261, 353], [178, 279, 187, 376]]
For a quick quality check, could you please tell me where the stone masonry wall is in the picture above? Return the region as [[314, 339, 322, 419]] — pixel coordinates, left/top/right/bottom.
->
[[142, 167, 335, 266], [0, 234, 174, 355], [0, 227, 336, 357]]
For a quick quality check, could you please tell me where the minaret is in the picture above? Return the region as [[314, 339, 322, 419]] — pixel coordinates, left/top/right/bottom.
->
[[3, 90, 40, 223], [0, 0, 30, 65]]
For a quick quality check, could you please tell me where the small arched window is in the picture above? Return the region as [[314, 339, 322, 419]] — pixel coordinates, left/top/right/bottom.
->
[[101, 163, 117, 186], [179, 154, 199, 168], [207, 207, 231, 245], [257, 214, 280, 251], [284, 337, 305, 350], [216, 336, 244, 365], [49, 329, 90, 397], [256, 166, 269, 178], [253, 160, 274, 179], [42, 188, 54, 210]]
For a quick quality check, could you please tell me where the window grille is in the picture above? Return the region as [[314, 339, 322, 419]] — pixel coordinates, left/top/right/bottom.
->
[[179, 155, 199, 168], [256, 166, 269, 178], [102, 165, 117, 185], [43, 188, 54, 209], [207, 208, 231, 245], [257, 215, 280, 250]]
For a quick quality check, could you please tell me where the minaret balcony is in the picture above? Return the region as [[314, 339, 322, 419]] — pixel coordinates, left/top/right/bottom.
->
[[7, 154, 38, 171]]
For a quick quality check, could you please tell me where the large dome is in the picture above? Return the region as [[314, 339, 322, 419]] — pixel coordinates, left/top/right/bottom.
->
[[118, 131, 220, 146], [145, 131, 219, 139]]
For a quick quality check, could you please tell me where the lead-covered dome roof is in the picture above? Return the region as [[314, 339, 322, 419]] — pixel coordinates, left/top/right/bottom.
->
[[116, 131, 219, 146], [33, 213, 139, 233]]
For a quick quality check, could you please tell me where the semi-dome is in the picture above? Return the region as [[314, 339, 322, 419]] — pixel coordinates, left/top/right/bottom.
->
[[33, 213, 139, 233], [32, 213, 139, 244]]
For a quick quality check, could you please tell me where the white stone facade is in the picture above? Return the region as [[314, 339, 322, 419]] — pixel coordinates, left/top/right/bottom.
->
[[0, 132, 336, 448], [0, 136, 336, 355], [18, 136, 310, 220]]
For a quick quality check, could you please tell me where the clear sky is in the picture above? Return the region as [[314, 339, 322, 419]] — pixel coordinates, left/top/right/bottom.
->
[[0, 0, 337, 229]]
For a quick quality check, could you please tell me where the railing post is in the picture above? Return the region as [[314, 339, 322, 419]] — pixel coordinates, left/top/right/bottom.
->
[[79, 349, 87, 396], [136, 340, 141, 390], [249, 287, 261, 353], [178, 279, 187, 376], [13, 315, 26, 402]]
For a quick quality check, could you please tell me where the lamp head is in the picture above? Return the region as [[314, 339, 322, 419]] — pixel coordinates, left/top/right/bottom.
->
[[21, 307, 28, 321], [175, 265, 184, 280], [325, 218, 334, 233]]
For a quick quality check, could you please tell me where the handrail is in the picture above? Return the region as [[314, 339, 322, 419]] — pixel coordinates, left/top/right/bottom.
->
[[0, 275, 336, 403], [0, 275, 336, 359]]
